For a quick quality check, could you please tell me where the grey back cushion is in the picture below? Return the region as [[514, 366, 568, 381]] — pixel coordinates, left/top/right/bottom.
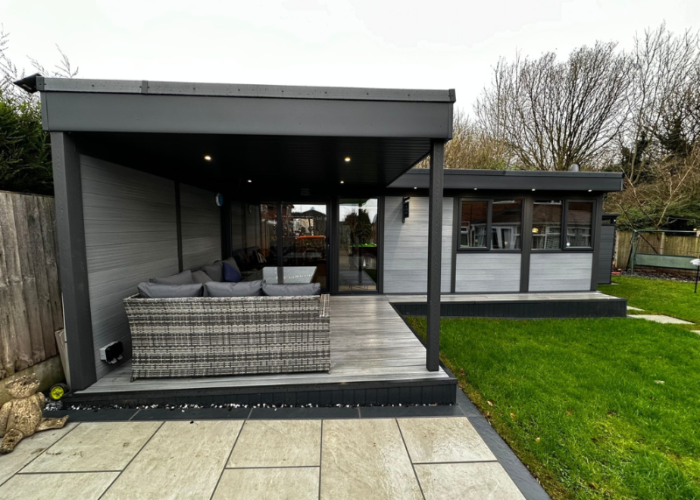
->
[[150, 270, 194, 285], [204, 281, 262, 297], [138, 283, 203, 298], [262, 283, 321, 296], [192, 270, 213, 284], [222, 257, 240, 273], [202, 262, 224, 282]]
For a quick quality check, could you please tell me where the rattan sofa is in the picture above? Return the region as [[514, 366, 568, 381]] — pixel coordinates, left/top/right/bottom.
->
[[123, 294, 331, 380]]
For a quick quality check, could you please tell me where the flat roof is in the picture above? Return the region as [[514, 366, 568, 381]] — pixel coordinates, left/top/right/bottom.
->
[[389, 168, 624, 193], [18, 74, 455, 103]]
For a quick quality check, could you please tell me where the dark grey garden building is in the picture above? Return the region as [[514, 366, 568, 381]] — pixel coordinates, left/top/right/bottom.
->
[[17, 75, 625, 405]]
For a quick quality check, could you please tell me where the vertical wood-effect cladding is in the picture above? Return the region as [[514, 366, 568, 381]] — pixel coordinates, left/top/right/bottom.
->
[[180, 184, 221, 270], [80, 155, 178, 379], [598, 225, 615, 285], [383, 196, 452, 293], [455, 254, 521, 293], [529, 253, 593, 292]]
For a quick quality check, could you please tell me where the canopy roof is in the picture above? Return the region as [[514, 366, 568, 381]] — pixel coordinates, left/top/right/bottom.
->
[[20, 75, 455, 196]]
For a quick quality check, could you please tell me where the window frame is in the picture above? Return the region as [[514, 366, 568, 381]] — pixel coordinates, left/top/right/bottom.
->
[[457, 197, 524, 253], [531, 198, 596, 253]]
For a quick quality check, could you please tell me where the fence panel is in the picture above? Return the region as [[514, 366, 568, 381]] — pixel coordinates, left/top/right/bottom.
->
[[616, 231, 700, 274], [0, 191, 63, 380]]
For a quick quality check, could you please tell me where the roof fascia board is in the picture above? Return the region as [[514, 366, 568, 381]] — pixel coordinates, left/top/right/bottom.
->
[[389, 169, 624, 192], [42, 92, 454, 138]]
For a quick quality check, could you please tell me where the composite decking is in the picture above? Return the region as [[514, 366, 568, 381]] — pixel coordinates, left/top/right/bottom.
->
[[76, 295, 450, 395]]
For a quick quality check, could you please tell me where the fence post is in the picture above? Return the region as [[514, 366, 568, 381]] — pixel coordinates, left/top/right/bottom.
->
[[630, 231, 637, 274]]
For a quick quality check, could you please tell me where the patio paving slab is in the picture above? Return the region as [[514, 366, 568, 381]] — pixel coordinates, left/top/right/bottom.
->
[[213, 467, 319, 500], [0, 423, 77, 486], [398, 417, 496, 463], [44, 409, 139, 422], [628, 314, 693, 324], [101, 420, 242, 500], [23, 421, 160, 473], [0, 471, 118, 500], [131, 407, 251, 421], [360, 404, 464, 419], [320, 419, 423, 500], [415, 462, 526, 500], [249, 406, 359, 420], [228, 420, 321, 468]]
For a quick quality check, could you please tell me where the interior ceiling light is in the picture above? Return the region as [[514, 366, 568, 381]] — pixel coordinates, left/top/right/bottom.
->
[[344, 157, 351, 162], [204, 155, 212, 161], [340, 180, 345, 184], [247, 179, 252, 183]]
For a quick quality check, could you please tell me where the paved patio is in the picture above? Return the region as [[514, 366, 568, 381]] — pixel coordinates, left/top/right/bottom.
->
[[0, 412, 533, 500]]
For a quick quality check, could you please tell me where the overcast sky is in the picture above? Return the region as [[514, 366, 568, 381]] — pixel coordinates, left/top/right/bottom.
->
[[2, 0, 698, 112]]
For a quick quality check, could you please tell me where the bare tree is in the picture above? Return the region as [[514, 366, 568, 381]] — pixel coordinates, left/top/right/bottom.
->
[[416, 110, 512, 170], [475, 42, 631, 171]]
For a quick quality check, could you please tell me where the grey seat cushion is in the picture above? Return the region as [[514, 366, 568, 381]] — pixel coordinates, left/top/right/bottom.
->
[[138, 282, 204, 298], [202, 262, 224, 282], [262, 283, 321, 296], [204, 281, 263, 297], [222, 257, 240, 273], [150, 270, 194, 285], [192, 270, 213, 284]]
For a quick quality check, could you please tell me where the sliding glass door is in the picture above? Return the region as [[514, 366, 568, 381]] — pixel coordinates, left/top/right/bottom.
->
[[281, 203, 328, 289], [337, 199, 378, 292]]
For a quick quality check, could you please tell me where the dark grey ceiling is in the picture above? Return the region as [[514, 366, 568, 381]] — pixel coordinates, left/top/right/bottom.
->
[[73, 132, 431, 197]]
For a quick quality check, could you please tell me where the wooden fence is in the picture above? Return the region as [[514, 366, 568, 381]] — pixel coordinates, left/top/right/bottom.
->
[[615, 231, 700, 271], [0, 191, 63, 380]]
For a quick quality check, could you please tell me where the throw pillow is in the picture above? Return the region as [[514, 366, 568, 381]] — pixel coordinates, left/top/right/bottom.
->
[[204, 281, 262, 297], [222, 256, 240, 273], [223, 262, 243, 283], [150, 270, 194, 285], [202, 261, 224, 282], [262, 283, 321, 296], [192, 270, 213, 284], [138, 283, 203, 298]]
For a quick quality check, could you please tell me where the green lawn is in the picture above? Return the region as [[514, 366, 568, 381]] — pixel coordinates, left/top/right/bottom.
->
[[600, 275, 700, 324], [408, 315, 700, 500]]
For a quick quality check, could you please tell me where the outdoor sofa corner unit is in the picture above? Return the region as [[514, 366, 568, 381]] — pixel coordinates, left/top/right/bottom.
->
[[123, 294, 331, 380]]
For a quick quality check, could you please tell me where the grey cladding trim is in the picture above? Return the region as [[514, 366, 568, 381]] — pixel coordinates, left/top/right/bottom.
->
[[40, 77, 456, 102]]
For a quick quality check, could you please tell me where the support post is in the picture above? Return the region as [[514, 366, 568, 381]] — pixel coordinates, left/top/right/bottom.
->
[[427, 140, 445, 371], [51, 132, 97, 390]]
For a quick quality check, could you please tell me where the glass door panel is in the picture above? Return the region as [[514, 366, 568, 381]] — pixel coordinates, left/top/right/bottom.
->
[[338, 199, 378, 292], [282, 203, 328, 289]]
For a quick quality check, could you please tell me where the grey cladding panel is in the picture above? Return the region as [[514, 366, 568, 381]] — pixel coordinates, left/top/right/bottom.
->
[[81, 155, 178, 380], [455, 254, 521, 293], [180, 184, 221, 270], [597, 226, 615, 284], [383, 196, 452, 293], [529, 253, 593, 292]]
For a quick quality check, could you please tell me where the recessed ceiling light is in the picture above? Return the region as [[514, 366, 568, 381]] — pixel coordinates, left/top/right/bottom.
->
[[340, 180, 344, 184], [247, 179, 252, 183], [344, 157, 351, 162], [414, 186, 417, 190], [531, 188, 536, 191], [474, 188, 477, 191], [204, 155, 212, 161], [588, 189, 592, 192]]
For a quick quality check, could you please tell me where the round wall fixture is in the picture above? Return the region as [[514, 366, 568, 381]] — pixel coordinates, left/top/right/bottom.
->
[[215, 193, 224, 207]]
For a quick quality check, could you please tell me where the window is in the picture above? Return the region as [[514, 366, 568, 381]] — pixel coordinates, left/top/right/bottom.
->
[[491, 200, 522, 250], [566, 202, 593, 248], [460, 201, 488, 248], [459, 199, 522, 250], [532, 201, 562, 250]]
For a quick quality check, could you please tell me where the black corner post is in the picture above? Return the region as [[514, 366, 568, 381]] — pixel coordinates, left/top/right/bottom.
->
[[427, 140, 445, 371], [51, 132, 97, 390]]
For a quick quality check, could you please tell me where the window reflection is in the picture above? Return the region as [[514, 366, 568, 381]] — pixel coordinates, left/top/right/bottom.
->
[[532, 201, 562, 250]]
